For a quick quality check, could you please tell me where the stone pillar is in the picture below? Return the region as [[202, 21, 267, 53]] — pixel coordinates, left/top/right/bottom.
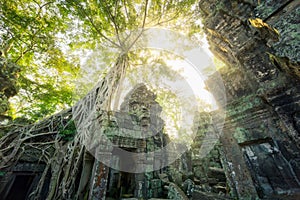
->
[[135, 173, 146, 199], [134, 140, 147, 199], [220, 127, 258, 199], [89, 153, 111, 200]]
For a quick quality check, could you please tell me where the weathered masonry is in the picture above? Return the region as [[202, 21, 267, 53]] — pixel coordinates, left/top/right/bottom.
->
[[201, 0, 300, 199], [0, 0, 300, 200]]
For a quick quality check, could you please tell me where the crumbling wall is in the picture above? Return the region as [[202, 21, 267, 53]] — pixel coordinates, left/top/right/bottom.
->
[[200, 0, 300, 199], [1, 1, 299, 200]]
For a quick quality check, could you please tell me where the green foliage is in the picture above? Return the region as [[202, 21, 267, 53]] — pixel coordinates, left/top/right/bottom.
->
[[0, 0, 79, 121], [1, 0, 205, 122], [0, 171, 6, 176], [58, 120, 77, 141]]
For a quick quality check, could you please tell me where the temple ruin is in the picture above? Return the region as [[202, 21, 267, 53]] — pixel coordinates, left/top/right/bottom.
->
[[0, 0, 299, 199]]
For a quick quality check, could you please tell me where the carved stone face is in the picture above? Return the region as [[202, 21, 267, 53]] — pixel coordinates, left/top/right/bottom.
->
[[121, 84, 162, 127], [129, 101, 149, 122]]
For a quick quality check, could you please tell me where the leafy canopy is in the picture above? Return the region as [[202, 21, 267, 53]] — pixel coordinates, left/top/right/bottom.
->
[[0, 0, 203, 122]]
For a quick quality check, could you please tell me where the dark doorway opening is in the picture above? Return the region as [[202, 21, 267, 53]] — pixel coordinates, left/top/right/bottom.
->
[[119, 172, 135, 198], [5, 174, 35, 200], [106, 147, 137, 199]]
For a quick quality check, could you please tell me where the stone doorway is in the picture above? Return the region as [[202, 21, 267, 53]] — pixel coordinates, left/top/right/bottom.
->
[[107, 147, 137, 199], [3, 173, 36, 200], [0, 163, 45, 200]]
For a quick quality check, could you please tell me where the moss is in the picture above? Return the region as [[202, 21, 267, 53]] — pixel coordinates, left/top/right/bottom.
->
[[215, 1, 226, 12], [233, 127, 249, 143], [254, 2, 285, 20], [272, 6, 300, 63], [228, 94, 262, 113]]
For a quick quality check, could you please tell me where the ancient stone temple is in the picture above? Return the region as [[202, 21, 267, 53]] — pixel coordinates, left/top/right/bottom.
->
[[0, 0, 300, 200], [199, 0, 300, 199], [103, 84, 169, 199]]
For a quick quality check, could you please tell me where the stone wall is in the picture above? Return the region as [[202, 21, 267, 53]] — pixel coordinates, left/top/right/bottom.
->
[[1, 1, 299, 199], [200, 0, 300, 199]]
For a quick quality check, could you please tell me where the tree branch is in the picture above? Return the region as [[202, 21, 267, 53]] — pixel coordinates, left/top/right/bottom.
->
[[68, 1, 121, 49], [98, 0, 123, 49], [142, 0, 149, 28], [122, 0, 130, 23]]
